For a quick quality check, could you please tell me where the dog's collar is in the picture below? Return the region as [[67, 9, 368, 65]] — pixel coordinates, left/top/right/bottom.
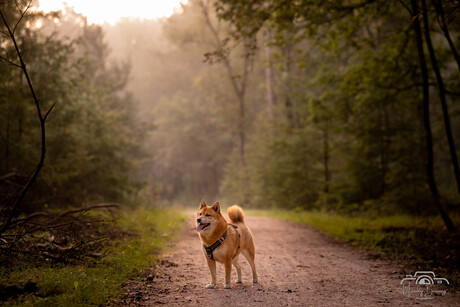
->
[[203, 224, 240, 261], [203, 230, 227, 260]]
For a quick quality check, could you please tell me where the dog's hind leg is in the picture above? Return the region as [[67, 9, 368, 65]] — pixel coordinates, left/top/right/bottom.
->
[[232, 255, 242, 284], [205, 257, 217, 289], [241, 249, 258, 284]]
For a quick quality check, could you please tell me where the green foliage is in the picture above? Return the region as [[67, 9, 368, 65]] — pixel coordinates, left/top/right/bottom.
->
[[0, 207, 187, 306], [4, 0, 459, 226], [0, 6, 145, 209], [212, 0, 460, 214], [260, 128, 321, 209]]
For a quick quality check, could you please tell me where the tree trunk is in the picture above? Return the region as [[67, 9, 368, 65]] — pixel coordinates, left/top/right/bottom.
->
[[378, 100, 389, 196], [265, 28, 276, 120], [323, 127, 330, 193], [5, 110, 10, 172], [238, 93, 247, 168], [411, 0, 455, 232], [0, 9, 55, 236], [282, 44, 295, 126], [199, 0, 250, 169], [421, 0, 460, 195], [433, 0, 460, 71]]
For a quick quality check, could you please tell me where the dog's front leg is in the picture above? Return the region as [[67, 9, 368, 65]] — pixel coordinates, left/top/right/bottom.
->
[[205, 257, 216, 289], [224, 258, 232, 289]]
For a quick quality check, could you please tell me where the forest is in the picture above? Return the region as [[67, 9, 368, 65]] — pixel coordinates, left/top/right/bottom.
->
[[1, 0, 459, 305]]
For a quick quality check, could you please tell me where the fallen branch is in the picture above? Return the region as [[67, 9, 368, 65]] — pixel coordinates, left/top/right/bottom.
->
[[0, 172, 18, 182], [0, 202, 124, 263], [7, 203, 119, 229], [50, 203, 120, 223]]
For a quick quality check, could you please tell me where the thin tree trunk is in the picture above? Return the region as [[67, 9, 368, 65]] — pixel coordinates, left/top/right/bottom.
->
[[265, 28, 276, 120], [238, 93, 247, 167], [282, 44, 295, 126], [411, 0, 455, 232], [200, 0, 250, 169], [5, 110, 10, 172], [378, 102, 386, 196], [0, 9, 55, 236], [433, 0, 460, 71], [421, 0, 460, 195], [378, 98, 390, 196], [323, 127, 330, 193]]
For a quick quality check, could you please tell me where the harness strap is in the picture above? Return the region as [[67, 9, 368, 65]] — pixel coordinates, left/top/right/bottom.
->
[[204, 230, 227, 260], [203, 224, 241, 260], [228, 224, 241, 259]]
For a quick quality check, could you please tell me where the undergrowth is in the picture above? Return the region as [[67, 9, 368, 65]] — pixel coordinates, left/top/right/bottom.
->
[[0, 207, 186, 306]]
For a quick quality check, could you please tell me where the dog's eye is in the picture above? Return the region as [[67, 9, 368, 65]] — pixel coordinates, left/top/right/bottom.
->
[[199, 212, 202, 216], [205, 213, 210, 217]]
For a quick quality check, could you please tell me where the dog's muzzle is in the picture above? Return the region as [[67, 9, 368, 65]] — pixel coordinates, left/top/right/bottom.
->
[[196, 219, 210, 232]]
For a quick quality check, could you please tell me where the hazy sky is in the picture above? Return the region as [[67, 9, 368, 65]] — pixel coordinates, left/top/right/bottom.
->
[[37, 0, 188, 24]]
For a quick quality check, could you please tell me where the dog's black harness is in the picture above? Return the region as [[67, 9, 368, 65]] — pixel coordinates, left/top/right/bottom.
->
[[203, 224, 240, 261]]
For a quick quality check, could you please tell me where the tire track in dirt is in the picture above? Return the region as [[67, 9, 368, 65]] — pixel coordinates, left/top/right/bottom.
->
[[119, 215, 459, 306]]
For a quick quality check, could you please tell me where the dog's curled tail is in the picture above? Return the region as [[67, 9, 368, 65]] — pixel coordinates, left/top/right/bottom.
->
[[228, 205, 245, 223]]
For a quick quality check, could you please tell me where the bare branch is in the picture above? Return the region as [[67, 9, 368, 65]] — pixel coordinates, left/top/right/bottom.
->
[[0, 172, 20, 181], [0, 54, 21, 68], [200, 0, 240, 96], [0, 8, 54, 236], [397, 0, 412, 14], [43, 102, 55, 121], [12, 0, 32, 35]]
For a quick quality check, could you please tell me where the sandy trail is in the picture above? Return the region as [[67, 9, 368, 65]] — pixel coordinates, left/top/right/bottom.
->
[[119, 215, 459, 306]]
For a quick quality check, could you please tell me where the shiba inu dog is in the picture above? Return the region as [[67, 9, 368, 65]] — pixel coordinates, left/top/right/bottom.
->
[[196, 200, 258, 289]]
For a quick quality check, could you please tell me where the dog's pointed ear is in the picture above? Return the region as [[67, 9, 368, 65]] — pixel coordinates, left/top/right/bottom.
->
[[212, 201, 220, 213], [199, 199, 207, 209]]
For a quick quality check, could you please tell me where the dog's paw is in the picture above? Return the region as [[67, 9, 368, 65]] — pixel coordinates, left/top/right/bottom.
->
[[206, 283, 216, 289], [236, 279, 242, 284], [224, 284, 232, 289], [253, 277, 258, 284]]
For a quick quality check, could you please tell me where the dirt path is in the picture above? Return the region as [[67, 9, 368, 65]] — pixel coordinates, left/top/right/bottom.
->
[[119, 215, 459, 306]]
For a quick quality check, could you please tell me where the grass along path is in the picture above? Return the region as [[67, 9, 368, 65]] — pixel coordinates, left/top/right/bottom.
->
[[0, 207, 187, 306], [246, 209, 460, 290]]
